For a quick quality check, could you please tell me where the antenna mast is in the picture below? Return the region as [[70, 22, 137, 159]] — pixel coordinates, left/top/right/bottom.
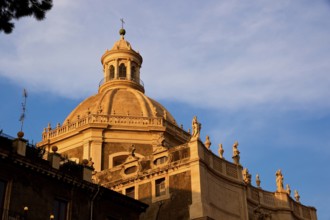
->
[[19, 88, 28, 132]]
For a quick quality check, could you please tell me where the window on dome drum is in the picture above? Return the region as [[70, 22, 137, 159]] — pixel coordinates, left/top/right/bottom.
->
[[124, 166, 137, 175], [110, 65, 115, 79], [131, 66, 136, 80], [154, 156, 168, 166], [155, 178, 166, 197], [0, 180, 6, 217], [113, 155, 128, 167], [125, 187, 135, 199], [118, 63, 126, 78], [53, 198, 68, 220]]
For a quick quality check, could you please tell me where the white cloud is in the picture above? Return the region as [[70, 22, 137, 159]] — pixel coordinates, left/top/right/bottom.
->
[[1, 1, 330, 111]]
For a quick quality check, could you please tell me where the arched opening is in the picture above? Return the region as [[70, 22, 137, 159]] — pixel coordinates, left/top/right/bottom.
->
[[131, 66, 136, 81], [119, 63, 126, 79], [109, 65, 115, 79], [113, 155, 128, 167]]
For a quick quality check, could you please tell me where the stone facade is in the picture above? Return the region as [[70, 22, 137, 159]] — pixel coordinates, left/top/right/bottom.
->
[[37, 29, 317, 220]]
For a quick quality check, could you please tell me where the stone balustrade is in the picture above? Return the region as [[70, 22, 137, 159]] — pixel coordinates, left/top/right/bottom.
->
[[247, 185, 315, 220], [42, 114, 190, 141]]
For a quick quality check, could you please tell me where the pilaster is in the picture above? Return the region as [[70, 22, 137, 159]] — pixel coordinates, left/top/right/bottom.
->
[[189, 139, 207, 219], [90, 140, 102, 171]]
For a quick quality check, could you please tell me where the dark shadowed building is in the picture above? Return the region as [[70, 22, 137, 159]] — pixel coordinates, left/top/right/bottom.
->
[[0, 132, 147, 220]]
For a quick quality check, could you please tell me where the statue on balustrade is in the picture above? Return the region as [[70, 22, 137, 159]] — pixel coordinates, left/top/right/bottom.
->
[[276, 169, 284, 192], [191, 116, 201, 140]]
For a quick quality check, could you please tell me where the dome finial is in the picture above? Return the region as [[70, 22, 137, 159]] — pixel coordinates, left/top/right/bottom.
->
[[119, 18, 126, 38]]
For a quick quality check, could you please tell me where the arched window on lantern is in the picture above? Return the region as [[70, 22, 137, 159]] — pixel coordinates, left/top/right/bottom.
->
[[119, 63, 126, 79], [131, 66, 136, 81], [109, 65, 115, 79]]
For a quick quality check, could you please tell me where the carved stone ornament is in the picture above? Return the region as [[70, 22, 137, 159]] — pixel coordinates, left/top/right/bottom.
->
[[253, 205, 272, 220], [218, 143, 224, 158], [294, 190, 300, 203], [242, 168, 252, 184], [256, 174, 261, 188], [286, 184, 291, 195], [204, 135, 211, 150], [232, 141, 240, 165]]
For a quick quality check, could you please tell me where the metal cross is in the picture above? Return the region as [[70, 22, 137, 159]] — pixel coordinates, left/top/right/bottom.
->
[[120, 18, 125, 29]]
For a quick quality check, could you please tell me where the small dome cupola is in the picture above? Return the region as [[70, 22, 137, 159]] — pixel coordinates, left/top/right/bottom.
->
[[100, 26, 144, 93]]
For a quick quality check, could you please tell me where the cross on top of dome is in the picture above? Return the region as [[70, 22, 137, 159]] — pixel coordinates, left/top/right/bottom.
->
[[119, 18, 126, 37]]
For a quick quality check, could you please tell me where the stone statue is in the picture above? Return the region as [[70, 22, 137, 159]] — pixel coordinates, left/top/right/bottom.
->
[[242, 168, 251, 184], [87, 157, 94, 168], [130, 145, 136, 157], [294, 190, 300, 203], [256, 174, 261, 188], [191, 116, 201, 140], [204, 135, 211, 150], [232, 141, 239, 156], [232, 141, 240, 165], [286, 184, 291, 195], [82, 157, 94, 168], [218, 144, 224, 158], [275, 169, 284, 192]]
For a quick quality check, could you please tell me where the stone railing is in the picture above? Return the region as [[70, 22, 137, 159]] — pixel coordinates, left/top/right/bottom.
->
[[42, 114, 189, 141], [289, 198, 315, 220], [200, 144, 242, 181], [247, 186, 316, 220]]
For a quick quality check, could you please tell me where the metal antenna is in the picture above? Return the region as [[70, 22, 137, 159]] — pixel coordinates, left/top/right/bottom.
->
[[120, 18, 125, 29], [19, 88, 28, 132]]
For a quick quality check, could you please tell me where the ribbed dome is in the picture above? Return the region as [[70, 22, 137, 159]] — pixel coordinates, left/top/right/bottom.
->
[[64, 29, 177, 126], [64, 87, 176, 125]]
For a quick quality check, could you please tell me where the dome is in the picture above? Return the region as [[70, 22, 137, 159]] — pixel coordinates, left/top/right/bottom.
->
[[63, 28, 177, 129], [64, 87, 177, 125]]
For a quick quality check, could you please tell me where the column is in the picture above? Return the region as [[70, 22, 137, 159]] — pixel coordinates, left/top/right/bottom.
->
[[115, 59, 119, 79], [127, 59, 132, 80]]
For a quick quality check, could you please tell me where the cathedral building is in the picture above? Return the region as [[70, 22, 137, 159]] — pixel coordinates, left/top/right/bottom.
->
[[38, 28, 317, 220]]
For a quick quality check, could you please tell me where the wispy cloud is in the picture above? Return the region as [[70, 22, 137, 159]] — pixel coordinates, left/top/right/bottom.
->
[[1, 1, 330, 110]]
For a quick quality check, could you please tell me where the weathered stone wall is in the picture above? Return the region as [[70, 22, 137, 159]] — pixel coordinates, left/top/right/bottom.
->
[[103, 142, 153, 169], [139, 182, 152, 204], [63, 145, 83, 161], [140, 171, 192, 220]]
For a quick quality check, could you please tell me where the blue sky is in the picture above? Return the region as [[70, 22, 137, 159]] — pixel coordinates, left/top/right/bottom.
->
[[1, 0, 330, 219]]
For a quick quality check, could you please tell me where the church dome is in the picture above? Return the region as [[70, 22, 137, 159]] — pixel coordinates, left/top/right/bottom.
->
[[64, 87, 177, 124], [64, 29, 177, 125]]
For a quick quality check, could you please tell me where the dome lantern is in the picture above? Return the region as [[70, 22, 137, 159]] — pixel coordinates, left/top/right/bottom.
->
[[100, 26, 144, 93]]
